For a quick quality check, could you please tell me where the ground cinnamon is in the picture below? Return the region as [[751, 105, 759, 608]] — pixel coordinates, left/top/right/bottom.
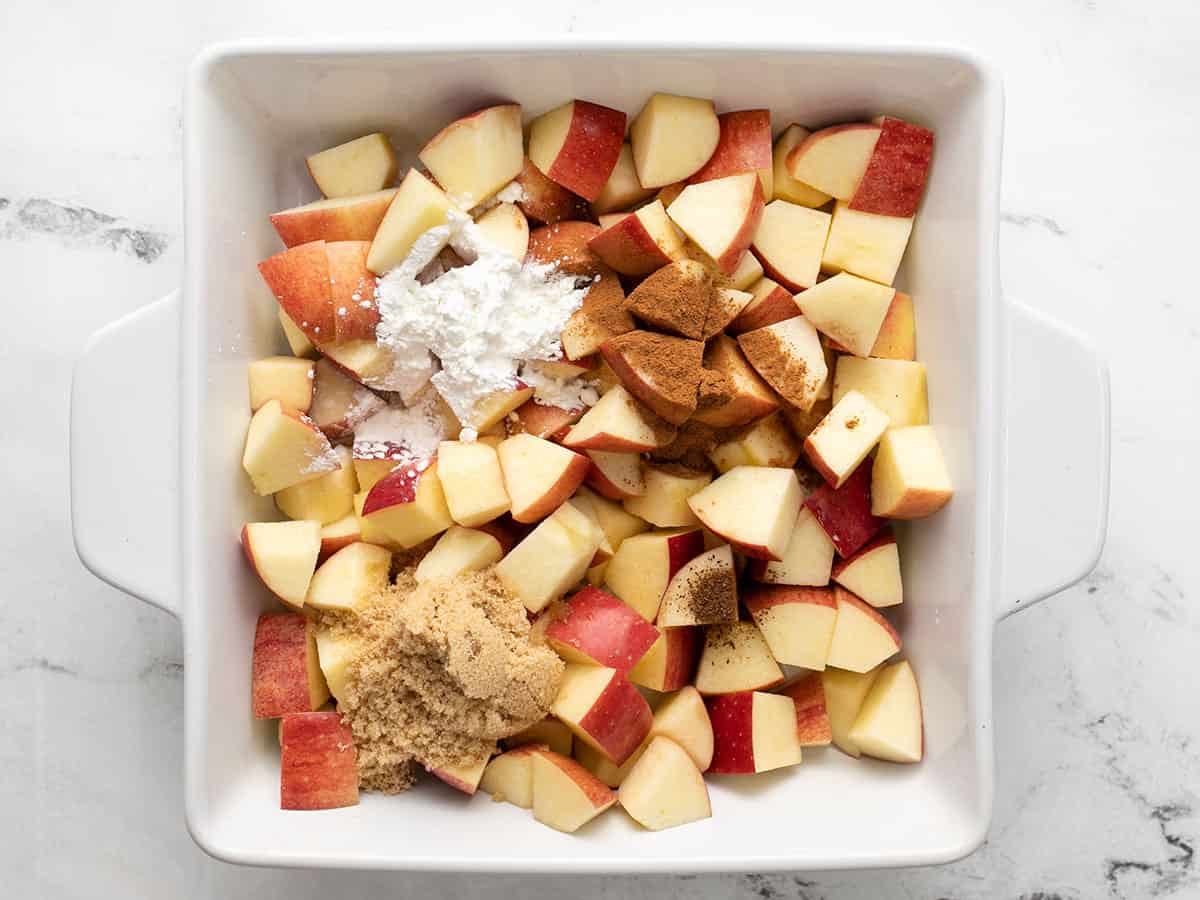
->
[[623, 260, 716, 339], [601, 330, 703, 425], [737, 327, 824, 410]]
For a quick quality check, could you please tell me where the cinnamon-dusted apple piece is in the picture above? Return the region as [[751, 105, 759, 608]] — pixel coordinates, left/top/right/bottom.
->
[[560, 267, 634, 360], [527, 221, 605, 276], [600, 331, 704, 426], [622, 259, 716, 340]]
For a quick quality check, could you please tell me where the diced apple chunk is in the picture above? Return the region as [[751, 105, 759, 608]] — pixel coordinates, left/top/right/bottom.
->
[[242, 400, 340, 496], [605, 528, 704, 621], [707, 691, 802, 774], [618, 736, 711, 831], [832, 530, 903, 607], [545, 586, 660, 672], [366, 169, 453, 275], [772, 124, 832, 208], [436, 439, 511, 527], [562, 385, 676, 453], [627, 627, 701, 693], [737, 316, 828, 412], [251, 612, 330, 717], [746, 505, 835, 586], [826, 587, 901, 672], [275, 444, 357, 525], [833, 356, 929, 429], [474, 202, 530, 259], [821, 201, 914, 287], [552, 665, 652, 766], [629, 93, 720, 189], [779, 673, 833, 746], [241, 520, 322, 609], [743, 584, 837, 670], [495, 501, 604, 612], [623, 464, 710, 528], [804, 390, 890, 489], [304, 541, 392, 611], [306, 133, 398, 198], [750, 201, 831, 292], [822, 665, 883, 757], [870, 425, 954, 518], [279, 712, 359, 810], [785, 122, 881, 199], [248, 357, 315, 413], [848, 659, 923, 763], [414, 526, 504, 583], [667, 172, 765, 275], [657, 545, 738, 627], [270, 189, 398, 248], [528, 100, 626, 202], [796, 272, 895, 358], [694, 621, 783, 695], [479, 744, 546, 808], [531, 749, 617, 833], [417, 104, 524, 209], [498, 433, 591, 523], [592, 142, 656, 214], [686, 466, 802, 561]]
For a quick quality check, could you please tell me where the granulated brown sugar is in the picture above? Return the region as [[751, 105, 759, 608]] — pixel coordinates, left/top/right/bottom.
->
[[320, 566, 564, 794], [623, 260, 716, 339], [601, 330, 703, 425]]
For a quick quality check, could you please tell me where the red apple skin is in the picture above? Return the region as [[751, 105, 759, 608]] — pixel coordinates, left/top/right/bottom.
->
[[578, 673, 653, 765], [257, 241, 334, 343], [708, 177, 766, 276], [587, 212, 676, 277], [361, 461, 426, 515], [705, 692, 756, 774], [515, 157, 586, 225], [584, 454, 641, 500], [269, 192, 394, 247], [280, 712, 359, 810], [546, 587, 661, 672], [536, 750, 616, 807], [252, 613, 314, 719], [319, 530, 359, 562], [848, 117, 934, 218], [543, 101, 627, 202], [728, 281, 799, 334], [831, 528, 897, 579], [527, 222, 605, 276], [835, 586, 901, 646], [666, 530, 707, 578], [428, 765, 482, 796], [658, 627, 703, 692], [510, 451, 591, 523], [600, 337, 700, 426], [325, 241, 379, 342], [689, 110, 773, 184], [804, 463, 885, 558], [780, 673, 832, 745], [742, 583, 835, 613], [512, 400, 583, 441]]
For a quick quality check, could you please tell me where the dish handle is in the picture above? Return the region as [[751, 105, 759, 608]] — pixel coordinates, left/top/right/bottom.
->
[[71, 292, 182, 619], [997, 300, 1110, 621]]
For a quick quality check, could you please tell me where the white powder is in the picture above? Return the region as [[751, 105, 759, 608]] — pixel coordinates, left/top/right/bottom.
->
[[466, 181, 526, 217], [374, 209, 589, 425], [300, 413, 342, 474], [518, 362, 600, 412], [357, 347, 436, 405], [352, 391, 447, 467]]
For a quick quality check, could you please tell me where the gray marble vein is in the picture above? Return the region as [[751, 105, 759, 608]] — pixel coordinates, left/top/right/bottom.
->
[[0, 196, 171, 262]]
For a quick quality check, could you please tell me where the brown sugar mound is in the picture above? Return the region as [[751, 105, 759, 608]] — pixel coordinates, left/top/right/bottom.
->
[[322, 566, 565, 794], [623, 260, 717, 339], [600, 330, 704, 426]]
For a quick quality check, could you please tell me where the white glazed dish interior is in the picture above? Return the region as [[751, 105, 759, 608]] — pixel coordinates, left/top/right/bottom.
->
[[177, 40, 1003, 872]]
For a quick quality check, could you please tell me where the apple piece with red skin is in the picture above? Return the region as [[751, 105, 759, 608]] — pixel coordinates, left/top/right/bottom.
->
[[552, 664, 653, 766], [667, 172, 765, 276], [242, 400, 340, 496], [304, 541, 393, 611], [649, 685, 714, 772], [688, 109, 773, 198], [805, 462, 886, 557], [587, 200, 685, 277], [279, 711, 359, 810], [530, 353, 597, 380], [772, 125, 832, 208], [514, 157, 586, 225], [427, 752, 492, 796], [497, 433, 591, 523], [691, 335, 780, 429], [584, 449, 645, 500], [848, 659, 923, 763], [832, 356, 929, 429], [510, 399, 582, 441], [320, 338, 433, 405], [694, 621, 784, 696], [871, 290, 916, 360], [629, 93, 720, 189], [528, 99, 626, 202], [848, 117, 935, 218], [307, 357, 384, 440], [746, 505, 835, 587], [750, 200, 832, 293], [702, 289, 754, 338], [258, 241, 334, 344], [592, 142, 656, 214], [870, 425, 954, 519], [526, 221, 606, 277], [804, 389, 890, 489], [737, 316, 828, 412], [479, 743, 547, 808], [628, 626, 701, 693], [785, 122, 882, 199], [475, 202, 530, 259], [622, 259, 715, 340], [827, 586, 901, 673], [796, 271, 895, 359], [366, 169, 454, 275], [241, 520, 322, 609], [531, 748, 618, 833], [727, 277, 797, 334], [495, 501, 605, 612], [251, 612, 330, 718], [779, 673, 833, 746], [622, 464, 711, 528], [545, 586, 660, 672], [360, 460, 454, 548], [562, 385, 676, 453], [706, 691, 803, 774], [417, 103, 524, 209], [656, 544, 738, 627], [686, 465, 802, 561], [318, 515, 361, 561], [618, 736, 712, 831], [269, 188, 397, 248], [744, 584, 838, 670], [601, 331, 703, 426], [605, 527, 704, 621], [324, 241, 379, 342], [832, 529, 903, 607]]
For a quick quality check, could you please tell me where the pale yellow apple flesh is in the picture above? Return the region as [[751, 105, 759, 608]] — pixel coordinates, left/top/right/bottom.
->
[[848, 659, 923, 763], [618, 736, 711, 831], [694, 621, 783, 695], [306, 133, 398, 199], [414, 526, 504, 583], [241, 520, 322, 609], [436, 439, 511, 527], [804, 390, 890, 489], [304, 541, 393, 612], [870, 425, 954, 518]]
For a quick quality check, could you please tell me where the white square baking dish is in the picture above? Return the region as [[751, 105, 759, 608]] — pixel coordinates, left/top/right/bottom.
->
[[69, 39, 1110, 873]]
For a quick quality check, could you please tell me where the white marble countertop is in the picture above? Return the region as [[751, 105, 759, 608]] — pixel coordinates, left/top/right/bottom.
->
[[3, 1, 1196, 897]]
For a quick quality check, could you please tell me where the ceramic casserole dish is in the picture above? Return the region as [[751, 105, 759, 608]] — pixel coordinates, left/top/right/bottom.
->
[[70, 39, 1110, 872]]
